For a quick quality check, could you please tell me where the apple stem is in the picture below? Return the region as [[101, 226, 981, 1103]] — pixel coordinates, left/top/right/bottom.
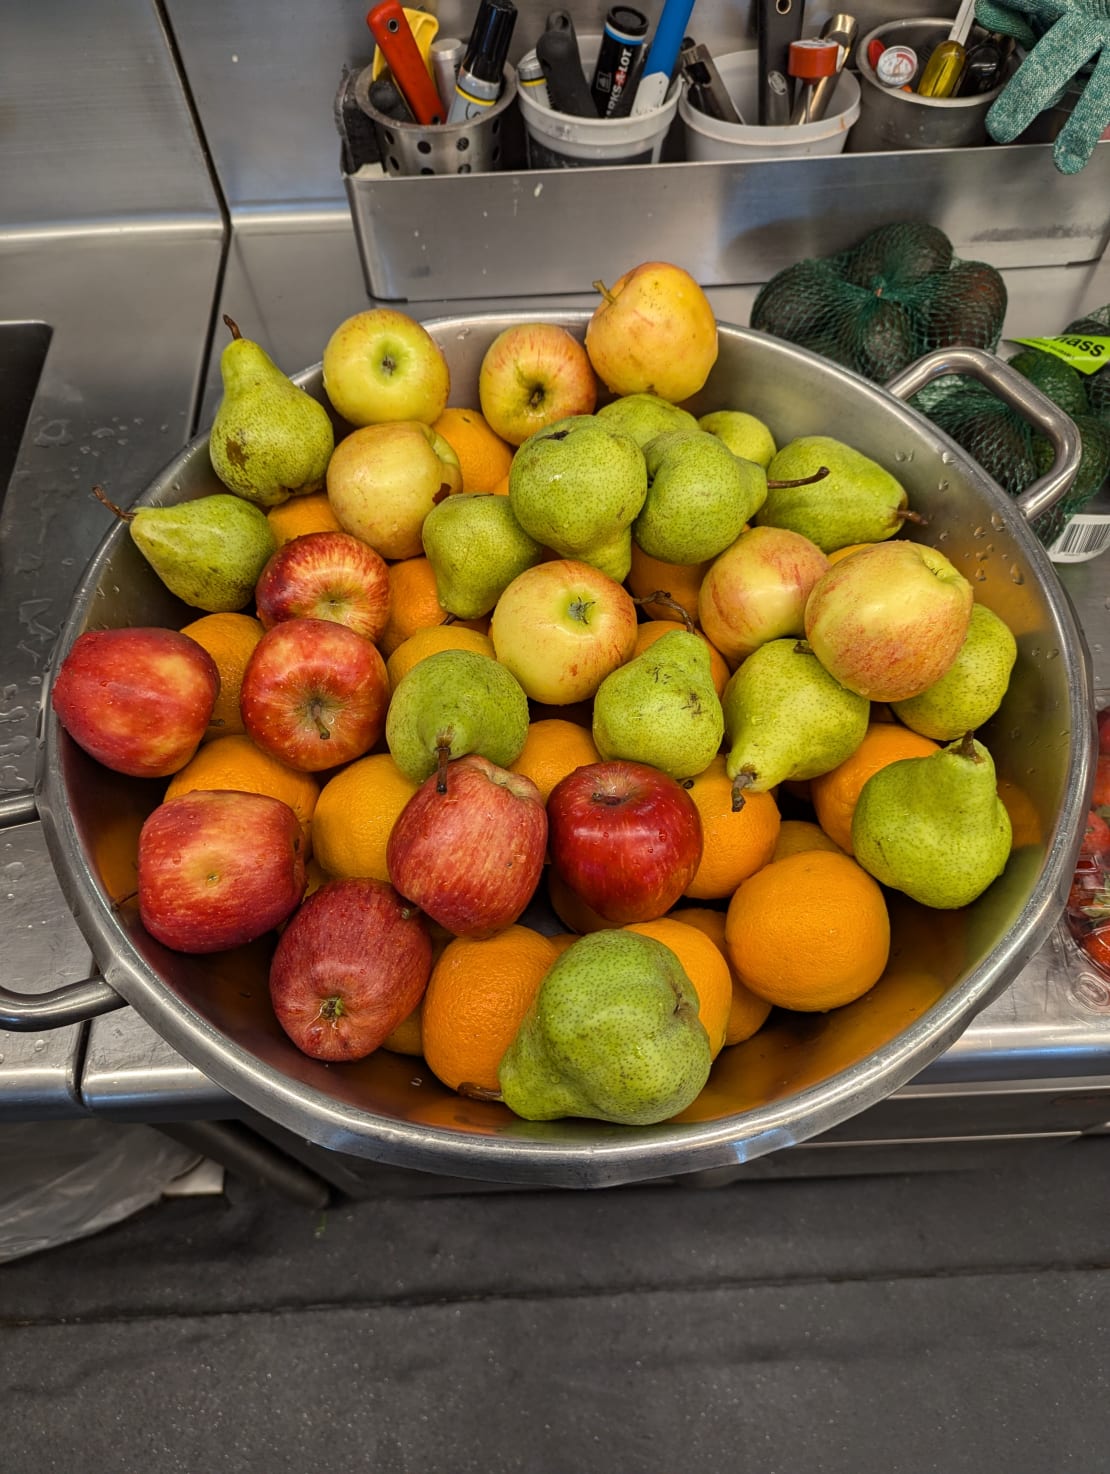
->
[[92, 484, 135, 523], [958, 731, 979, 760], [316, 995, 345, 1025], [592, 278, 616, 307], [767, 466, 830, 490], [894, 508, 929, 527], [731, 770, 755, 812], [435, 741, 451, 795], [632, 592, 695, 633], [223, 313, 242, 341], [793, 640, 815, 656], [309, 700, 332, 742], [457, 1081, 504, 1102]]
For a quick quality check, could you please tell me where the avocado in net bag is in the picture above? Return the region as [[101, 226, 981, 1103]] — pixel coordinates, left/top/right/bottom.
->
[[750, 222, 1008, 384]]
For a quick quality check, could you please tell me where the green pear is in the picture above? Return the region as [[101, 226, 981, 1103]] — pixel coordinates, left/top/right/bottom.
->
[[385, 648, 529, 784], [209, 316, 334, 508], [498, 930, 711, 1125], [634, 429, 767, 565], [698, 410, 777, 469], [723, 638, 869, 805], [851, 734, 1013, 909], [422, 494, 542, 620], [892, 604, 1018, 741], [592, 629, 724, 781], [509, 417, 646, 581], [597, 393, 699, 448], [756, 436, 909, 552], [128, 494, 276, 612]]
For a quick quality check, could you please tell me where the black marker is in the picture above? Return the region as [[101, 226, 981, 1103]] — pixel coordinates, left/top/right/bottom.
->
[[590, 7, 650, 119], [447, 0, 518, 124]]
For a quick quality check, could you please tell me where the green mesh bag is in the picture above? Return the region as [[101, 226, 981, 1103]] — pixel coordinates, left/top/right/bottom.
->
[[750, 222, 1008, 383]]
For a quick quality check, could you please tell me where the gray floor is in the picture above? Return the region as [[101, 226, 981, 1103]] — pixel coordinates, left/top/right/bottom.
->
[[3, 1137, 1110, 1473]]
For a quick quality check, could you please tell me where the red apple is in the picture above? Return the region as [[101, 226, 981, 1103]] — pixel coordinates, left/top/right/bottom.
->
[[254, 530, 390, 643], [698, 525, 830, 666], [269, 877, 433, 1061], [490, 559, 638, 704], [51, 626, 219, 779], [804, 541, 974, 702], [1098, 708, 1110, 758], [240, 616, 389, 771], [387, 753, 547, 937], [322, 307, 450, 426], [478, 322, 598, 446], [138, 789, 305, 953], [585, 262, 719, 404], [547, 760, 703, 924]]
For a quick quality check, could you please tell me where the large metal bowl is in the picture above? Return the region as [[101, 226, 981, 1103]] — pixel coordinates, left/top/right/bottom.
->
[[17, 316, 1096, 1187]]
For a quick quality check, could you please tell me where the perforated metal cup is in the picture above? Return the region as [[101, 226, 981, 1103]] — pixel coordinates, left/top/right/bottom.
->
[[354, 62, 517, 176]]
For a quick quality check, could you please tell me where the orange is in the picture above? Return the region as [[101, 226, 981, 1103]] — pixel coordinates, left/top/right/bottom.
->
[[547, 932, 579, 956], [624, 917, 732, 1056], [311, 752, 418, 882], [826, 542, 879, 566], [509, 718, 601, 803], [421, 925, 559, 1093], [489, 471, 511, 497], [179, 612, 264, 740], [164, 733, 319, 841], [683, 754, 781, 901], [386, 624, 495, 690], [772, 819, 844, 862], [810, 722, 940, 854], [670, 906, 772, 1045], [725, 850, 890, 1012], [632, 621, 730, 697], [627, 542, 710, 624], [432, 407, 514, 494], [266, 492, 343, 546], [382, 999, 423, 1057], [378, 556, 488, 658]]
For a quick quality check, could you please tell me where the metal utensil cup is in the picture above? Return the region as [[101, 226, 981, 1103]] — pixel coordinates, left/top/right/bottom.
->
[[354, 61, 517, 175]]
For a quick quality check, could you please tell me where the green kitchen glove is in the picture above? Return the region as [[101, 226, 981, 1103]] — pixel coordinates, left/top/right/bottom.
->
[[974, 0, 1110, 174]]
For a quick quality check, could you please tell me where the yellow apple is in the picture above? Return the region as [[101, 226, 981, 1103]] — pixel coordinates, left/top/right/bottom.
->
[[326, 422, 461, 560], [478, 323, 598, 446], [322, 308, 449, 426], [585, 261, 719, 403]]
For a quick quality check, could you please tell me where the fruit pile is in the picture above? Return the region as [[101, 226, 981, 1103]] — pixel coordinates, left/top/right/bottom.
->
[[52, 260, 1025, 1129], [1066, 709, 1110, 979]]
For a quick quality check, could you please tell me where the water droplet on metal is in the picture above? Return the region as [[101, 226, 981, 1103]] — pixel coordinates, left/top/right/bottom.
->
[[937, 479, 949, 492], [1046, 648, 1059, 661], [936, 529, 949, 542], [895, 449, 911, 462], [941, 451, 956, 465], [1010, 564, 1024, 584], [32, 1039, 45, 1053], [973, 525, 987, 538], [990, 512, 1005, 531], [974, 567, 988, 581]]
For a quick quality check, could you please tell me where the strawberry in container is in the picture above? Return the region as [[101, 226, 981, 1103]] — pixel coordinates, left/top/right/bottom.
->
[[1065, 707, 1110, 976]]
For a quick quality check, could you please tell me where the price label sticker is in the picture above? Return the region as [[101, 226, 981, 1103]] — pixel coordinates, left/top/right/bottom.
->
[[1009, 335, 1110, 375]]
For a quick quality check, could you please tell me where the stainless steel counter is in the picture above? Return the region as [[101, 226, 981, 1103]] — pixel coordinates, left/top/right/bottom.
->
[[3, 0, 1110, 1167]]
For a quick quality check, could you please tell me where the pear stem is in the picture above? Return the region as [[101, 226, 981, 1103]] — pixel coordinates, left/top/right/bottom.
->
[[731, 770, 755, 812], [223, 313, 242, 341], [441, 612, 459, 626], [958, 731, 979, 760], [893, 508, 929, 527], [92, 484, 134, 522], [632, 592, 695, 633], [793, 640, 814, 656], [592, 278, 616, 307], [435, 741, 451, 795], [766, 466, 830, 490], [457, 1082, 504, 1102]]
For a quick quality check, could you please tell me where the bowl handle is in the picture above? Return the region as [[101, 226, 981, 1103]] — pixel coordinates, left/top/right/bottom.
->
[[0, 974, 125, 1032], [884, 345, 1083, 524]]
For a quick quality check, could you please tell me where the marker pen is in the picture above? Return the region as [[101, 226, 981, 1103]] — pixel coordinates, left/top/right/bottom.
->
[[447, 0, 518, 124], [590, 7, 650, 119]]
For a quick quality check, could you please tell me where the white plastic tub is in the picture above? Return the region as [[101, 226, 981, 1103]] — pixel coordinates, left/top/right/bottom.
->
[[681, 49, 861, 162]]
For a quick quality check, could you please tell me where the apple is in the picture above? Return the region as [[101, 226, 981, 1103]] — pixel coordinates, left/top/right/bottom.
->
[[387, 753, 547, 938], [585, 261, 719, 404], [254, 530, 391, 643], [240, 616, 389, 771], [51, 626, 219, 779], [326, 421, 462, 560], [478, 322, 598, 446], [489, 559, 638, 704], [698, 525, 830, 666], [1098, 708, 1110, 758], [322, 307, 449, 426], [804, 541, 974, 703], [269, 877, 433, 1061], [546, 760, 703, 924], [138, 789, 305, 953]]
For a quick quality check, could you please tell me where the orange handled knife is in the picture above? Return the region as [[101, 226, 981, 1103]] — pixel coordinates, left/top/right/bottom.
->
[[366, 2, 444, 125]]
